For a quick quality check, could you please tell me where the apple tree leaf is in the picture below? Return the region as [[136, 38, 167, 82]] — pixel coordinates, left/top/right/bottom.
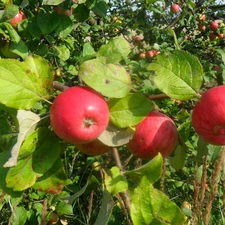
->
[[55, 14, 73, 39], [0, 151, 23, 197], [125, 153, 163, 184], [37, 11, 60, 35], [97, 36, 131, 64], [53, 45, 70, 61], [87, 0, 108, 17], [169, 145, 186, 170], [42, 0, 65, 5], [78, 57, 131, 98], [5, 127, 61, 191], [0, 56, 53, 109], [215, 49, 225, 65], [147, 50, 203, 100], [130, 176, 186, 225], [104, 166, 128, 196], [108, 93, 154, 128], [33, 159, 70, 195], [98, 122, 134, 147], [4, 110, 40, 168], [94, 190, 114, 225]]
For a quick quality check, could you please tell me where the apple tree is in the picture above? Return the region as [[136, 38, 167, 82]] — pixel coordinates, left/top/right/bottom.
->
[[0, 0, 225, 224]]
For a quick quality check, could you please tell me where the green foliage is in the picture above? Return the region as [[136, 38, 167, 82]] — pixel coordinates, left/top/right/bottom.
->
[[0, 0, 224, 224]]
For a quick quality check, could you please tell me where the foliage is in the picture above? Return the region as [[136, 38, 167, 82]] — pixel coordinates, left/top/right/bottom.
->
[[0, 0, 225, 224]]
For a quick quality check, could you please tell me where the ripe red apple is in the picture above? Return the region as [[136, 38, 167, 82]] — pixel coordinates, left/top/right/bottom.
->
[[138, 52, 146, 59], [9, 10, 26, 28], [198, 24, 206, 31], [75, 139, 111, 156], [218, 33, 225, 40], [209, 33, 217, 41], [127, 111, 178, 159], [146, 50, 155, 58], [210, 21, 219, 31], [213, 65, 220, 72], [170, 4, 180, 13], [192, 85, 225, 145], [50, 86, 110, 145]]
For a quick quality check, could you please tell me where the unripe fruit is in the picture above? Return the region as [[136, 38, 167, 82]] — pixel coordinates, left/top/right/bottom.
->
[[138, 52, 146, 59], [75, 139, 111, 156], [9, 11, 26, 28], [170, 4, 180, 13], [198, 14, 206, 22], [50, 86, 109, 145], [210, 21, 219, 31], [128, 111, 178, 159], [192, 85, 225, 145]]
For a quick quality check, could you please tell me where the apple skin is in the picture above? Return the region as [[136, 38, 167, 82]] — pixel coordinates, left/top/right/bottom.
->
[[138, 52, 146, 59], [218, 33, 225, 40], [192, 85, 225, 146], [170, 4, 180, 13], [127, 111, 178, 159], [9, 11, 26, 28], [198, 24, 206, 31], [210, 21, 219, 31], [50, 86, 110, 145], [209, 33, 217, 41], [54, 7, 73, 16], [75, 139, 111, 156]]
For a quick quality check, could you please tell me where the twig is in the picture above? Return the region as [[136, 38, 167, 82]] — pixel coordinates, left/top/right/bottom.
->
[[203, 146, 225, 225], [53, 81, 69, 92], [112, 148, 133, 225], [87, 190, 94, 224], [40, 198, 48, 225]]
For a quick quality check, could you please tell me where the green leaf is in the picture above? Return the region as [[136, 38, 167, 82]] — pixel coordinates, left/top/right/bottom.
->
[[42, 0, 65, 5], [53, 45, 70, 61], [55, 14, 73, 39], [82, 42, 96, 60], [98, 122, 134, 147], [4, 110, 40, 168], [6, 128, 61, 191], [94, 190, 114, 225], [28, 17, 42, 39], [12, 207, 28, 225], [105, 166, 128, 195], [1, 4, 19, 21], [33, 159, 69, 195], [79, 58, 131, 98], [0, 151, 23, 197], [0, 56, 53, 109], [147, 50, 203, 100], [56, 201, 73, 216], [73, 4, 90, 22], [88, 0, 108, 17], [37, 11, 60, 35], [130, 176, 186, 225], [97, 36, 131, 64], [216, 49, 225, 64], [125, 153, 163, 184], [169, 145, 186, 170], [108, 93, 154, 128]]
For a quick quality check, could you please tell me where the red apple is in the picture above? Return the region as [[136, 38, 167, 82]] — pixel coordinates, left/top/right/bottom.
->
[[146, 50, 155, 58], [213, 65, 220, 72], [128, 111, 178, 159], [218, 33, 225, 40], [210, 21, 219, 31], [198, 14, 206, 22], [9, 10, 26, 28], [48, 212, 59, 224], [50, 86, 110, 144], [192, 85, 225, 145], [54, 7, 73, 16], [198, 24, 206, 31], [138, 52, 146, 59], [75, 139, 111, 156], [170, 4, 180, 13], [209, 33, 217, 41]]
